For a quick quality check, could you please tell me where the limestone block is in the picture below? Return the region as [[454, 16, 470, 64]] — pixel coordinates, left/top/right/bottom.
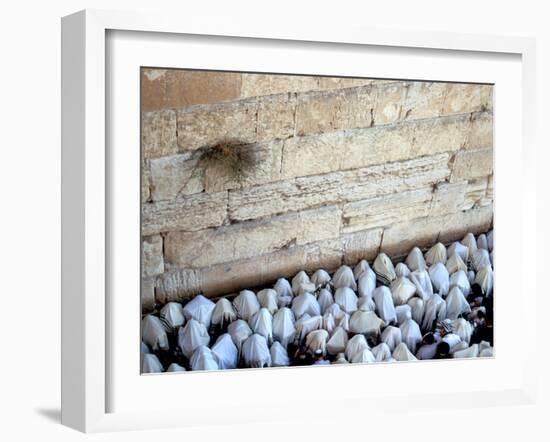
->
[[450, 148, 494, 182], [256, 96, 296, 141], [431, 181, 468, 216], [141, 162, 151, 203], [141, 191, 227, 235], [465, 112, 493, 150], [399, 81, 448, 121], [164, 206, 342, 268], [141, 277, 156, 312], [142, 235, 164, 277], [149, 153, 204, 201], [441, 83, 492, 115], [240, 73, 319, 98], [177, 102, 257, 151], [341, 228, 384, 264], [142, 110, 178, 159], [462, 178, 489, 210], [373, 82, 407, 125]]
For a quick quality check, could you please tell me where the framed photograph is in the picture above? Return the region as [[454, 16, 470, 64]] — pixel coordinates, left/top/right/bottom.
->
[[61, 9, 537, 433]]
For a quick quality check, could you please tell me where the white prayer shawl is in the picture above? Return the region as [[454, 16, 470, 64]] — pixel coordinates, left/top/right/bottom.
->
[[333, 354, 349, 364], [461, 232, 478, 261], [227, 319, 253, 354], [141, 341, 150, 355], [242, 334, 271, 368], [295, 282, 316, 296], [446, 252, 467, 274], [178, 319, 210, 358], [429, 262, 450, 296], [317, 288, 334, 315], [334, 287, 358, 314], [477, 233, 489, 251], [160, 302, 185, 331], [306, 329, 329, 355], [406, 247, 427, 272], [373, 253, 397, 284], [326, 326, 348, 355], [372, 343, 392, 362], [292, 271, 311, 295], [381, 326, 402, 352], [407, 297, 425, 326], [142, 353, 164, 373], [395, 304, 412, 324], [392, 342, 418, 361], [353, 260, 371, 280], [357, 296, 376, 312], [295, 314, 323, 342], [445, 287, 471, 320], [451, 318, 474, 344], [142, 315, 169, 351], [272, 307, 296, 348], [391, 276, 417, 305], [358, 268, 377, 299], [274, 278, 293, 308], [322, 312, 336, 335], [248, 308, 273, 343], [211, 333, 238, 369], [345, 334, 369, 361], [475, 265, 494, 296], [453, 344, 480, 359], [422, 293, 447, 332], [311, 269, 331, 288], [467, 270, 476, 285], [233, 290, 261, 321], [373, 286, 397, 324], [472, 248, 492, 272], [270, 342, 290, 367], [425, 242, 447, 266], [211, 298, 237, 328], [424, 242, 447, 266], [190, 346, 219, 371], [351, 348, 376, 364], [400, 319, 423, 354], [182, 294, 216, 328], [450, 270, 471, 297], [410, 269, 434, 301], [292, 292, 321, 319], [447, 241, 469, 263], [166, 363, 186, 372], [395, 262, 411, 278], [333, 265, 357, 291], [487, 230, 494, 252], [257, 289, 279, 315], [441, 333, 462, 351], [449, 340, 469, 354], [479, 347, 494, 357], [349, 310, 385, 335]]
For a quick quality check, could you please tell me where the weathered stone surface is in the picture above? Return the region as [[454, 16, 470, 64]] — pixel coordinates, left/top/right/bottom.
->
[[486, 175, 494, 200], [230, 153, 450, 221], [400, 82, 448, 121], [256, 95, 296, 141], [317, 77, 385, 91], [204, 140, 283, 192], [142, 235, 164, 277], [409, 114, 471, 158], [381, 205, 493, 258], [462, 177, 489, 210], [142, 110, 178, 159], [342, 188, 433, 234], [141, 162, 151, 203], [141, 69, 242, 112], [450, 148, 493, 181], [141, 277, 156, 312], [164, 206, 342, 269], [373, 82, 407, 125], [295, 87, 375, 136], [240, 73, 318, 98], [465, 112, 493, 149], [154, 269, 202, 304], [141, 191, 227, 235], [149, 153, 204, 201], [442, 83, 493, 115], [430, 181, 468, 216], [341, 228, 384, 264], [177, 102, 257, 151]]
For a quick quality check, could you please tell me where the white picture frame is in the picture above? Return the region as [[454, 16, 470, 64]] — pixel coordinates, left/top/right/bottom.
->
[[61, 9, 537, 433]]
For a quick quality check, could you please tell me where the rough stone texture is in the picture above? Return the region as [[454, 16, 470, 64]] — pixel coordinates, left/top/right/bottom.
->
[[342, 188, 433, 234], [141, 69, 242, 112], [230, 153, 451, 221], [341, 228, 384, 264], [450, 148, 494, 182], [441, 83, 493, 115], [204, 140, 283, 192], [141, 192, 228, 236], [164, 207, 342, 268], [141, 163, 151, 203], [256, 96, 296, 141], [142, 110, 178, 159], [142, 277, 156, 312], [149, 153, 204, 201], [295, 87, 375, 136], [462, 177, 490, 210], [240, 73, 319, 98], [430, 181, 468, 216], [142, 235, 164, 278], [465, 112, 493, 149], [177, 102, 257, 151]]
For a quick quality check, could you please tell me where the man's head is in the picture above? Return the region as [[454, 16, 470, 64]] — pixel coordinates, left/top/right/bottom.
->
[[437, 319, 453, 336], [423, 332, 435, 345], [436, 342, 450, 358]]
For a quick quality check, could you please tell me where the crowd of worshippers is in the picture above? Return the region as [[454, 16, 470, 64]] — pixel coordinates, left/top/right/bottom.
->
[[141, 231, 494, 373]]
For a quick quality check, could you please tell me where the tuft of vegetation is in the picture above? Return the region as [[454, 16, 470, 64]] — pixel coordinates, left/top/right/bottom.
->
[[199, 139, 259, 181]]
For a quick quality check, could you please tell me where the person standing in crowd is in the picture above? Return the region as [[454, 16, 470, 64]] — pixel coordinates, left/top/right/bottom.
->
[[416, 332, 438, 360]]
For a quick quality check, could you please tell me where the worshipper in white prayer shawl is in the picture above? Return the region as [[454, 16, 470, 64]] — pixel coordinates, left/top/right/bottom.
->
[[415, 332, 438, 360], [435, 319, 462, 351]]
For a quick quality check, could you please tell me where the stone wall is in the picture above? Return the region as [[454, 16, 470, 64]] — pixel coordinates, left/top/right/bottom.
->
[[141, 69, 493, 311]]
